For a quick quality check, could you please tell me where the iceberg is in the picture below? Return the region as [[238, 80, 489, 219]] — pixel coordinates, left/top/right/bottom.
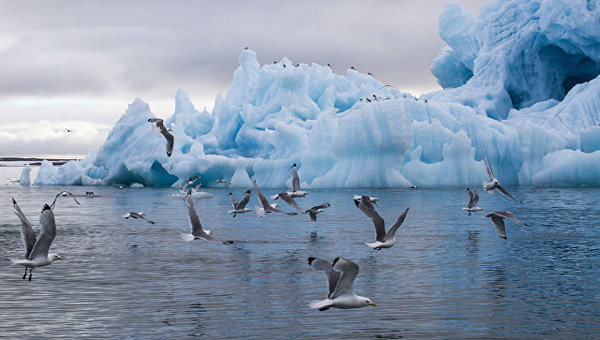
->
[[33, 0, 600, 188], [20, 163, 31, 186]]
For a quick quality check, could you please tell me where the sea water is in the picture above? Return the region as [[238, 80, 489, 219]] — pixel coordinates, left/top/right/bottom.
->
[[0, 163, 599, 338]]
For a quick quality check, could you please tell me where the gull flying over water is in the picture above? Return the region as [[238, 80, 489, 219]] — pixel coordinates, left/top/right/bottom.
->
[[123, 212, 155, 224], [181, 193, 217, 242], [12, 198, 64, 281], [305, 203, 330, 222], [486, 211, 528, 239], [463, 188, 482, 215], [228, 190, 252, 217], [353, 195, 379, 204], [289, 163, 308, 198], [253, 181, 296, 217], [483, 153, 519, 202], [354, 195, 409, 249], [148, 118, 174, 157], [216, 179, 231, 185], [307, 257, 376, 311], [50, 190, 81, 209], [273, 191, 304, 214]]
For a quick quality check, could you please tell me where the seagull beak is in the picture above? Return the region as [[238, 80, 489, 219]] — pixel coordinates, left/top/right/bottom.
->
[[370, 302, 377, 306], [57, 257, 64, 260]]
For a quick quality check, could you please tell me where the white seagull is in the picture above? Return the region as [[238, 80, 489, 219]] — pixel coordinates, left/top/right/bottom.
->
[[354, 195, 409, 249], [12, 198, 64, 281], [483, 153, 519, 202], [307, 257, 376, 311], [123, 212, 155, 224], [353, 195, 379, 204], [50, 190, 81, 209], [182, 193, 216, 242], [289, 163, 308, 198], [228, 190, 252, 217], [273, 191, 304, 214], [485, 211, 528, 239], [463, 188, 482, 215], [148, 118, 174, 157], [305, 203, 330, 222]]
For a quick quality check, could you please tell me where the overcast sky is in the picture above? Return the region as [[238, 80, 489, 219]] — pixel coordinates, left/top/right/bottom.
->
[[0, 0, 485, 157]]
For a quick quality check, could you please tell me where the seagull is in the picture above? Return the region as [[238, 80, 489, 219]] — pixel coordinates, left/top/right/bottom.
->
[[253, 181, 295, 217], [181, 193, 216, 242], [64, 128, 73, 133], [50, 190, 81, 209], [115, 185, 126, 192], [463, 188, 483, 215], [148, 118, 174, 157], [12, 198, 64, 281], [180, 176, 202, 194], [228, 190, 252, 217], [216, 179, 231, 185], [305, 203, 330, 222], [353, 195, 379, 204], [85, 191, 95, 197], [307, 257, 376, 311], [354, 195, 409, 249], [483, 153, 519, 202], [123, 212, 155, 224], [409, 185, 418, 190], [289, 163, 308, 197], [273, 192, 304, 214], [485, 211, 528, 239]]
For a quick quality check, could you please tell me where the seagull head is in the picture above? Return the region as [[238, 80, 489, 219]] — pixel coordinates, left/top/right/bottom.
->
[[360, 296, 376, 307], [49, 254, 64, 262]]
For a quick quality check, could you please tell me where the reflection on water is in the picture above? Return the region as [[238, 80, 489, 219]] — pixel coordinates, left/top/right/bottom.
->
[[0, 177, 599, 338]]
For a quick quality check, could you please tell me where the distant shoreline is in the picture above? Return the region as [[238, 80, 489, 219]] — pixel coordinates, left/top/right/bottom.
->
[[0, 157, 81, 166]]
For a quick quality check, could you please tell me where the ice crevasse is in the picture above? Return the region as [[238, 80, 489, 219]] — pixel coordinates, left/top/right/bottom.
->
[[33, 0, 600, 188]]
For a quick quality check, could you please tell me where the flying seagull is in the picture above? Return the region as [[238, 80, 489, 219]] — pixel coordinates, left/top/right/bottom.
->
[[463, 188, 482, 215], [148, 118, 174, 157], [483, 153, 519, 202], [288, 163, 308, 197], [216, 179, 231, 185], [485, 211, 528, 239], [352, 195, 379, 204], [228, 190, 252, 217], [307, 257, 376, 311], [273, 191, 304, 214], [50, 190, 81, 209], [305, 203, 331, 222], [123, 212, 155, 224], [12, 198, 64, 281], [354, 195, 409, 249], [253, 181, 295, 217], [115, 185, 126, 192], [182, 193, 216, 242]]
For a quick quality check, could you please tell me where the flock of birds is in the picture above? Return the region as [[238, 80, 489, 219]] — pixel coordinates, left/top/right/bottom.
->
[[10, 116, 528, 311]]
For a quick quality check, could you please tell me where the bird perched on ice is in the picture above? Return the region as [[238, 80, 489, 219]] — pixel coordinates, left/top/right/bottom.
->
[[123, 212, 155, 224], [228, 190, 252, 217], [485, 211, 528, 239], [307, 257, 376, 311], [148, 118, 174, 157], [305, 203, 330, 222], [483, 153, 519, 202], [354, 195, 409, 249], [463, 188, 482, 215], [12, 198, 64, 281]]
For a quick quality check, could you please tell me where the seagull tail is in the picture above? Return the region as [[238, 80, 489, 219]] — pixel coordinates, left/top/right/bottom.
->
[[180, 233, 196, 242], [309, 300, 332, 311]]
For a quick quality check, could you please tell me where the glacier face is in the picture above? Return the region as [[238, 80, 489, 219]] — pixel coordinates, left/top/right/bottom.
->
[[33, 0, 600, 188]]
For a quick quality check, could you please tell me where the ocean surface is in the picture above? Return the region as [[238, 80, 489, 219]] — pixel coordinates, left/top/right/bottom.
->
[[1, 162, 599, 339]]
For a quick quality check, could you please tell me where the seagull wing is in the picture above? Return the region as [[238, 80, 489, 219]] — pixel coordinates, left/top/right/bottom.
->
[[236, 192, 251, 210], [331, 258, 359, 298], [308, 257, 341, 299], [291, 166, 301, 192], [186, 194, 216, 241], [467, 188, 475, 208], [495, 184, 518, 202], [228, 193, 238, 209], [253, 182, 285, 213], [489, 215, 507, 239], [384, 207, 409, 241], [12, 198, 36, 259], [355, 196, 386, 242], [312, 203, 330, 210], [493, 211, 528, 226], [308, 211, 317, 222], [277, 192, 303, 213], [484, 153, 496, 181], [28, 204, 56, 260], [50, 190, 81, 209]]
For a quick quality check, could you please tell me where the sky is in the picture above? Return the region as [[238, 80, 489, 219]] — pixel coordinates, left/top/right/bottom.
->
[[0, 0, 486, 157]]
